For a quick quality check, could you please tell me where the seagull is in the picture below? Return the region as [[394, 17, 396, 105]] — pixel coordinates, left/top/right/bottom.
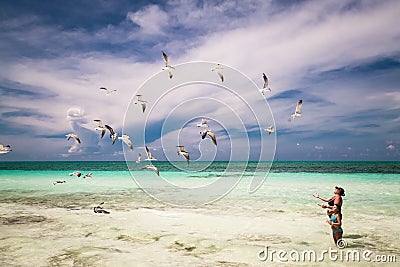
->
[[118, 134, 133, 150], [99, 87, 117, 95], [141, 164, 160, 176], [105, 125, 118, 144], [200, 130, 217, 146], [161, 51, 175, 79], [69, 171, 82, 177], [289, 100, 303, 121], [94, 119, 106, 138], [259, 73, 272, 95], [0, 144, 12, 154], [134, 95, 147, 113], [177, 146, 190, 164], [136, 153, 142, 163], [93, 202, 110, 214], [196, 118, 209, 128], [145, 146, 157, 161], [66, 133, 81, 144], [53, 180, 66, 185], [211, 64, 224, 82], [265, 126, 275, 135], [83, 173, 92, 178]]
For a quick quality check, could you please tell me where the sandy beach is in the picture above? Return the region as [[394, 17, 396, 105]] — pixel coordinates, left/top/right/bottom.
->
[[1, 182, 398, 266]]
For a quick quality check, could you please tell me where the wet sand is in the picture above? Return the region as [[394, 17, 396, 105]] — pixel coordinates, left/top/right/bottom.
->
[[0, 189, 398, 266]]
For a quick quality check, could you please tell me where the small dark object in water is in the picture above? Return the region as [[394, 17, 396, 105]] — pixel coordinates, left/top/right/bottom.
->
[[93, 202, 110, 214]]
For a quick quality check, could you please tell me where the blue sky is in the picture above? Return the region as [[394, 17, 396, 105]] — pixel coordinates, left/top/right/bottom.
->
[[0, 0, 399, 161]]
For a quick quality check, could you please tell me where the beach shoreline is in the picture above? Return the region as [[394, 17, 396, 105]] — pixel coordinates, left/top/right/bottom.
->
[[0, 186, 398, 266]]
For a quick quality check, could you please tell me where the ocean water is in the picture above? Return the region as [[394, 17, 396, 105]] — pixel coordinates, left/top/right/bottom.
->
[[0, 161, 399, 266]]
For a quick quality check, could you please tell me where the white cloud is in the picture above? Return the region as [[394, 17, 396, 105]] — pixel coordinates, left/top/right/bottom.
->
[[126, 5, 169, 36]]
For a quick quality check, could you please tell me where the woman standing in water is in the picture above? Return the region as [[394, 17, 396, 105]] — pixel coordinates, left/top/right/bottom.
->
[[313, 186, 345, 214]]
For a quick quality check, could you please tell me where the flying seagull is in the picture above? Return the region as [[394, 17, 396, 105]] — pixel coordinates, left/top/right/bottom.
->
[[196, 118, 209, 128], [289, 100, 303, 121], [177, 145, 190, 164], [69, 171, 82, 177], [105, 125, 118, 144], [259, 73, 272, 95], [0, 144, 12, 154], [161, 51, 175, 79], [94, 119, 106, 138], [145, 146, 157, 161], [136, 153, 142, 163], [265, 126, 275, 135], [141, 164, 160, 176], [134, 95, 147, 113], [99, 87, 117, 95], [66, 133, 81, 144], [118, 134, 133, 150], [211, 64, 224, 82], [200, 130, 217, 146], [83, 173, 92, 178]]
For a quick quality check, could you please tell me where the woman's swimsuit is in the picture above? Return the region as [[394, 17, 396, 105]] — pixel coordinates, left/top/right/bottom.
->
[[329, 214, 343, 234], [328, 197, 342, 211]]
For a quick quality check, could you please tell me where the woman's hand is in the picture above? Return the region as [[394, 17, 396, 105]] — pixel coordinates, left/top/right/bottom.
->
[[313, 193, 319, 198]]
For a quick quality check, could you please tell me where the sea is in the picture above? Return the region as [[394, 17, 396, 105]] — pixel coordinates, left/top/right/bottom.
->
[[0, 161, 399, 208], [0, 161, 399, 265]]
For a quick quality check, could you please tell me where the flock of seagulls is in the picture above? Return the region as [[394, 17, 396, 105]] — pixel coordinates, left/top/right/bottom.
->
[[0, 51, 304, 183]]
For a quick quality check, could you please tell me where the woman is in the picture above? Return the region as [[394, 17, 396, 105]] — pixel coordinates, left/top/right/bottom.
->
[[313, 186, 345, 214], [326, 204, 343, 246]]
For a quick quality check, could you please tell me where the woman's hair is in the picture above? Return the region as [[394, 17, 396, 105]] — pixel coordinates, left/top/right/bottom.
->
[[335, 186, 345, 196]]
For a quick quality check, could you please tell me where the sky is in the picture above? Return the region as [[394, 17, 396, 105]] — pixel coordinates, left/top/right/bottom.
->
[[0, 0, 399, 161]]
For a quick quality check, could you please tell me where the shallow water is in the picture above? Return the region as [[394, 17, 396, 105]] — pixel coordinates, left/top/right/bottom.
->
[[0, 161, 399, 266]]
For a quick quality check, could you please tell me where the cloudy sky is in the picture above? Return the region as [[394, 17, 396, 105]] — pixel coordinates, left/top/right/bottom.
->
[[0, 0, 399, 161]]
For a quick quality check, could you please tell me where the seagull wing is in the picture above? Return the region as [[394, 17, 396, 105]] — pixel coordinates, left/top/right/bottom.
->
[[177, 145, 185, 152], [141, 102, 146, 113], [136, 95, 142, 101], [94, 119, 103, 127], [183, 152, 190, 164], [100, 87, 107, 91], [207, 131, 217, 146], [263, 73, 268, 88], [74, 135, 81, 144], [217, 70, 224, 82], [142, 165, 159, 176], [145, 146, 152, 159], [100, 128, 106, 138], [162, 51, 170, 66], [200, 131, 207, 139], [105, 125, 115, 136], [295, 100, 303, 114], [124, 138, 133, 150]]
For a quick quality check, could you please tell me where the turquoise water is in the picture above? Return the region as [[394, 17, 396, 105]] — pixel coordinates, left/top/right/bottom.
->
[[0, 161, 398, 210], [0, 161, 399, 263]]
